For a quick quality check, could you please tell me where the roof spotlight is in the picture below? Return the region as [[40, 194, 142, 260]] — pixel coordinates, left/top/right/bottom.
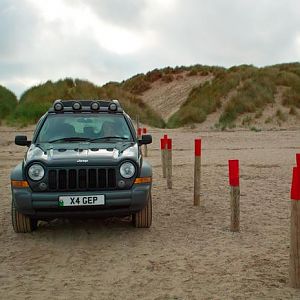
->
[[72, 101, 81, 110], [109, 102, 117, 112], [91, 101, 100, 110], [54, 102, 64, 111]]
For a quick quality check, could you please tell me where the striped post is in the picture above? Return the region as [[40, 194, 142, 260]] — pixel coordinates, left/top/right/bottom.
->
[[143, 128, 148, 157], [290, 165, 300, 288], [137, 127, 142, 139], [166, 139, 172, 189], [194, 139, 202, 206], [228, 160, 240, 232], [160, 138, 167, 178]]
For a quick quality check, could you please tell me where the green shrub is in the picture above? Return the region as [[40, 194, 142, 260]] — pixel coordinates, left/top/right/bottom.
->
[[250, 126, 261, 132], [161, 74, 174, 83], [219, 71, 276, 127], [276, 109, 287, 121], [265, 116, 273, 124], [282, 89, 300, 108], [9, 78, 165, 128], [255, 110, 263, 118], [167, 68, 242, 128], [289, 106, 298, 115], [187, 69, 198, 76], [0, 85, 18, 120], [242, 116, 253, 126]]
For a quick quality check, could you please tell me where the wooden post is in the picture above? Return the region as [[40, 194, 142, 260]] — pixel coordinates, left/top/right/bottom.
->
[[136, 115, 139, 133], [166, 139, 172, 189], [143, 128, 148, 157], [163, 135, 168, 172], [194, 139, 201, 206], [290, 166, 300, 288], [137, 127, 142, 139], [228, 160, 240, 232], [160, 136, 167, 178]]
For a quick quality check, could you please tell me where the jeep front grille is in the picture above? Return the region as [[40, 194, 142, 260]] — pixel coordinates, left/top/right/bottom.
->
[[48, 168, 116, 191]]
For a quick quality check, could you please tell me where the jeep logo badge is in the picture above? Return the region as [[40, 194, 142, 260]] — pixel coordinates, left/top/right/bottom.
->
[[77, 159, 88, 163]]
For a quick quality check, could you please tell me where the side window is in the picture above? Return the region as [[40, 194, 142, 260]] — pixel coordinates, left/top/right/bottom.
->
[[37, 118, 51, 142]]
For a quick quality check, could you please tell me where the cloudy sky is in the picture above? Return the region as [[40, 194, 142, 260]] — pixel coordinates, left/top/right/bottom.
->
[[1, 0, 300, 97]]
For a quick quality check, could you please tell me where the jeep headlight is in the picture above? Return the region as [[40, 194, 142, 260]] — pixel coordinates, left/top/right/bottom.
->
[[120, 162, 135, 179], [28, 164, 45, 181]]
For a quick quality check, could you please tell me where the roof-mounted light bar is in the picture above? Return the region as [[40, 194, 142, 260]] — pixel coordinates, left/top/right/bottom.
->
[[50, 99, 123, 113]]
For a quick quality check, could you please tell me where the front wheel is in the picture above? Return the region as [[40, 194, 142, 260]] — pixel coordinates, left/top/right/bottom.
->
[[11, 201, 37, 233], [133, 193, 152, 228]]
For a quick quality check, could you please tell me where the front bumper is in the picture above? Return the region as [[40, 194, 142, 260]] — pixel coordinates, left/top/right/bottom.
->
[[12, 184, 151, 218]]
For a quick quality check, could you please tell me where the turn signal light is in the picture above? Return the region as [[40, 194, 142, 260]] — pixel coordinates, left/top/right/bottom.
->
[[134, 177, 152, 184], [11, 180, 29, 188]]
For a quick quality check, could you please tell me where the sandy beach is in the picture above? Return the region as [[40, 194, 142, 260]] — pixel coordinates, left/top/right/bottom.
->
[[1, 126, 300, 299]]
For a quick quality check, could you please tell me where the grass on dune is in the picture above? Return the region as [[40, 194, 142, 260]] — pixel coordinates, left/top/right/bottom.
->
[[167, 65, 256, 128], [167, 63, 300, 128], [2, 63, 300, 129], [0, 85, 18, 122], [8, 78, 165, 128]]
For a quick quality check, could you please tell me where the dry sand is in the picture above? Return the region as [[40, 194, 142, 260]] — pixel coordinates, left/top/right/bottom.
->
[[141, 73, 213, 122], [1, 126, 300, 299]]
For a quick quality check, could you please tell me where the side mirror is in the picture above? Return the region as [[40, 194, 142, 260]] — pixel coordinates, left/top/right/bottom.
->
[[138, 134, 152, 145], [15, 135, 31, 147]]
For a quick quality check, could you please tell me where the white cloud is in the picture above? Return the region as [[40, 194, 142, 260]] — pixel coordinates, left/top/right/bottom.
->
[[0, 0, 300, 97], [28, 0, 156, 55]]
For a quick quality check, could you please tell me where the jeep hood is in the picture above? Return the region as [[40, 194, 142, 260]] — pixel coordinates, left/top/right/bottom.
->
[[24, 142, 139, 167]]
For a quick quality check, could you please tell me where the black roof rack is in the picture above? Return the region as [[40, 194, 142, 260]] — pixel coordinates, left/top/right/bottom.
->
[[48, 99, 123, 113]]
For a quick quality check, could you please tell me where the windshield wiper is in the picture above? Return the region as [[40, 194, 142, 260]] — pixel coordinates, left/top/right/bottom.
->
[[48, 137, 91, 143], [89, 136, 129, 142]]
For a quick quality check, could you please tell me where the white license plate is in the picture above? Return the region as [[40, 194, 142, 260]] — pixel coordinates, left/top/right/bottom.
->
[[58, 195, 105, 207]]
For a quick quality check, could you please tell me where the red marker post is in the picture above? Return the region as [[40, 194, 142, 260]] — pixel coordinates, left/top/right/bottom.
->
[[194, 139, 202, 206], [290, 166, 300, 288], [160, 137, 167, 178], [228, 160, 240, 232], [137, 127, 142, 139], [166, 139, 172, 189]]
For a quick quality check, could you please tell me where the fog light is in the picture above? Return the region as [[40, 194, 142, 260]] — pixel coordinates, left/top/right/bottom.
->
[[39, 182, 47, 191], [118, 180, 126, 188]]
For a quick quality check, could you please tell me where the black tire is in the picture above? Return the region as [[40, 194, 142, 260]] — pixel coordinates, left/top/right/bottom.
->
[[133, 193, 152, 228], [11, 201, 37, 233]]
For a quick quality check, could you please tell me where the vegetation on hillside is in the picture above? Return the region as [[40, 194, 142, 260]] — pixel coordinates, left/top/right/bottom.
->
[[8, 78, 165, 127], [122, 65, 222, 95], [166, 63, 300, 128], [1, 63, 300, 129], [0, 85, 17, 122]]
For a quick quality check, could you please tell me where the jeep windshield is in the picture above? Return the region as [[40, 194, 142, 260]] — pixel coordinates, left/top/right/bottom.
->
[[36, 114, 134, 143]]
